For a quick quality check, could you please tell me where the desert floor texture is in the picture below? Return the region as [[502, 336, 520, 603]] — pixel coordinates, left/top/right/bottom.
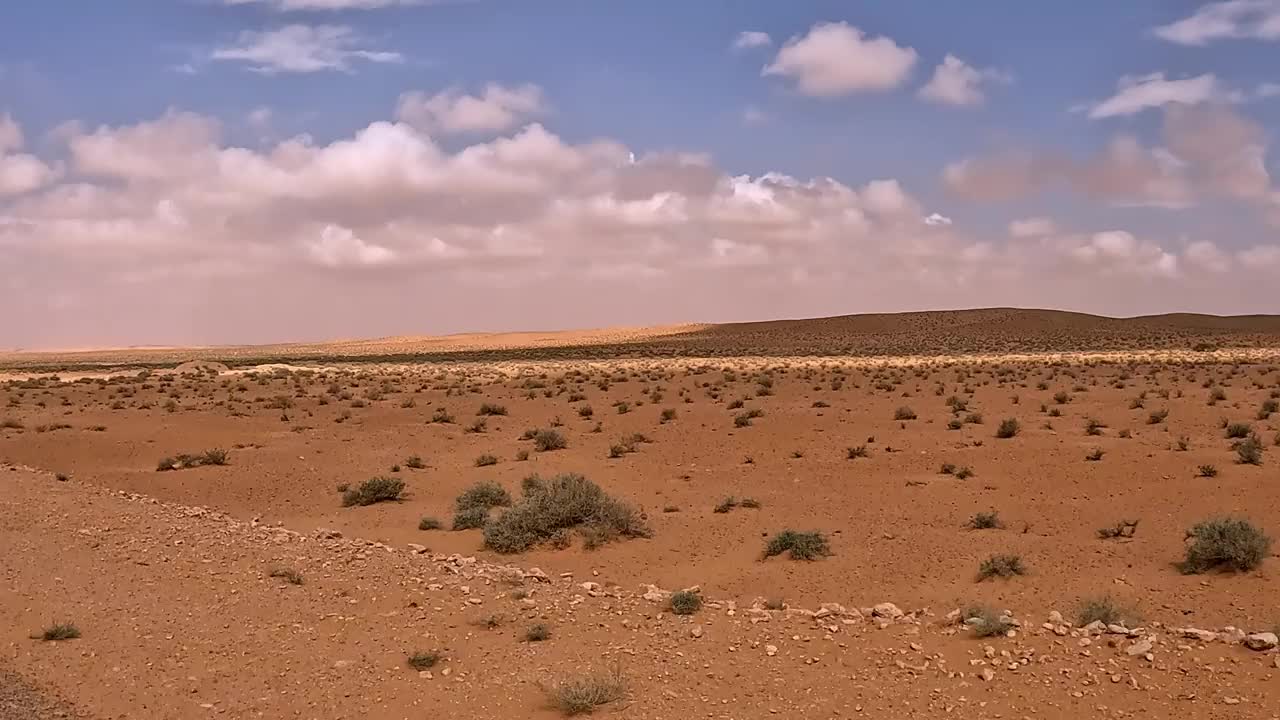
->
[[2, 309, 1280, 719]]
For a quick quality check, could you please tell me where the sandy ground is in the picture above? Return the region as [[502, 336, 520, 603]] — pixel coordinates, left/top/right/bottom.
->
[[3, 336, 1280, 718]]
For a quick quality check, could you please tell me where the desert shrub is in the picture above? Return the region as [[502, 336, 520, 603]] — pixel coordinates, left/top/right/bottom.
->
[[995, 418, 1020, 439], [968, 511, 1003, 530], [812, 400, 830, 408], [660, 408, 677, 423], [1225, 422, 1253, 439], [404, 455, 425, 469], [41, 622, 80, 641], [342, 476, 404, 507], [1085, 448, 1105, 462], [1236, 434, 1264, 465], [615, 402, 630, 415], [1208, 387, 1226, 403], [533, 429, 567, 452], [947, 418, 964, 430], [465, 418, 487, 434], [713, 496, 738, 514], [939, 462, 957, 475], [523, 623, 551, 642], [157, 456, 177, 471], [964, 412, 984, 425], [456, 480, 512, 512], [1097, 520, 1138, 539], [418, 516, 442, 530], [1179, 517, 1271, 573], [1053, 391, 1071, 404], [1076, 596, 1131, 626], [477, 402, 507, 416], [954, 466, 974, 479], [407, 651, 441, 670], [475, 453, 498, 467], [763, 530, 831, 560], [269, 567, 304, 585], [430, 407, 454, 424], [964, 606, 1013, 637], [482, 473, 649, 553], [515, 449, 530, 461], [1084, 418, 1105, 436], [977, 554, 1026, 580], [739, 497, 761, 509], [894, 406, 917, 420], [669, 590, 702, 615], [1197, 464, 1219, 478], [452, 506, 490, 530], [545, 667, 626, 716], [577, 405, 594, 418], [846, 444, 869, 459], [1147, 409, 1169, 424]]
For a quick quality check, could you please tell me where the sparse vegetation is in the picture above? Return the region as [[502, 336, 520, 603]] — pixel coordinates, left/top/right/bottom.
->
[[669, 590, 702, 615], [1179, 517, 1271, 573], [407, 651, 442, 670], [995, 418, 1020, 439], [482, 473, 649, 553], [40, 622, 80, 641], [977, 553, 1026, 580], [1076, 596, 1132, 626], [763, 530, 831, 561], [342, 476, 405, 506], [968, 510, 1003, 530], [964, 606, 1014, 637], [533, 429, 568, 452], [269, 567, 304, 585], [545, 667, 626, 716]]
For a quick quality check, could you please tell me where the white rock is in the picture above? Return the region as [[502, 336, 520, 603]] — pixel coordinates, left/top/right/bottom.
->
[[872, 603, 904, 619], [1244, 632, 1278, 651], [1126, 639, 1153, 657], [765, 644, 778, 657]]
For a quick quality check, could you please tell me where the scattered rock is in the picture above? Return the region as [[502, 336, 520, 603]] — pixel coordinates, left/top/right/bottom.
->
[[1244, 632, 1277, 651], [872, 602, 904, 620]]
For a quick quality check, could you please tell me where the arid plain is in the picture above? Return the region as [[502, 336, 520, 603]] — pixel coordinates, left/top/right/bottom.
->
[[3, 309, 1280, 719]]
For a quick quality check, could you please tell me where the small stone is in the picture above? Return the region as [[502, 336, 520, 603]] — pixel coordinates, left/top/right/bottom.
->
[[765, 644, 778, 657], [979, 668, 995, 682], [1244, 632, 1278, 651], [690, 625, 703, 639], [872, 603, 904, 619], [1048, 610, 1065, 625], [1126, 639, 1154, 657]]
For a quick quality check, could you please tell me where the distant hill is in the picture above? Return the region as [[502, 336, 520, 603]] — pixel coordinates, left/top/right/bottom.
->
[[5, 308, 1280, 371]]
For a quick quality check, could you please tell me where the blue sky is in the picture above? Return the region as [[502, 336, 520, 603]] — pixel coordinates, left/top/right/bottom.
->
[[1, 1, 1278, 347]]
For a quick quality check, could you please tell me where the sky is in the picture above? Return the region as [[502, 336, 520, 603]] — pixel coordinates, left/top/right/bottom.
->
[[1, 1, 1279, 349]]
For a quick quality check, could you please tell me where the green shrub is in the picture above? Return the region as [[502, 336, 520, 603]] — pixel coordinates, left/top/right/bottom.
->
[[456, 480, 512, 511], [846, 445, 869, 459], [977, 554, 1026, 580], [669, 590, 702, 615], [1236, 434, 1264, 465], [995, 418, 1020, 439], [452, 506, 490, 530], [41, 622, 80, 641], [660, 408, 677, 423], [763, 530, 831, 560], [1225, 422, 1253, 439], [342, 476, 404, 507], [968, 511, 1003, 530], [482, 473, 649, 553], [418, 516, 442, 530], [1197, 464, 1218, 478], [1179, 517, 1271, 573], [954, 466, 975, 480], [475, 453, 498, 467], [523, 623, 551, 642], [894, 406, 917, 420], [533, 429, 567, 452]]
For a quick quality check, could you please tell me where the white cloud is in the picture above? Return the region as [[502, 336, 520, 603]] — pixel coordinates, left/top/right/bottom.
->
[[0, 154, 58, 196], [1258, 82, 1280, 98], [733, 31, 772, 50], [224, 0, 423, 9], [0, 113, 23, 153], [918, 55, 1006, 107], [1088, 73, 1226, 118], [1154, 0, 1280, 45], [211, 24, 403, 73], [1, 105, 1271, 346], [396, 84, 546, 135], [1185, 239, 1233, 271], [1008, 217, 1055, 238], [741, 106, 769, 126], [763, 21, 917, 97]]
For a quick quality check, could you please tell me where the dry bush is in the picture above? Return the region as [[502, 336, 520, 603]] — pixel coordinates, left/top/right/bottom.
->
[[1179, 517, 1271, 574], [342, 476, 404, 507], [482, 473, 649, 553]]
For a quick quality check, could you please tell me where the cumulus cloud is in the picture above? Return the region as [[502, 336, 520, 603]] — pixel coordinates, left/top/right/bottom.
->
[[0, 113, 23, 153], [0, 114, 59, 196], [763, 21, 917, 96], [918, 55, 1007, 107], [1088, 73, 1228, 118], [945, 104, 1272, 208], [396, 84, 546, 135], [0, 104, 1268, 347], [732, 31, 772, 50], [1008, 217, 1055, 238], [1154, 0, 1280, 45], [212, 24, 403, 73]]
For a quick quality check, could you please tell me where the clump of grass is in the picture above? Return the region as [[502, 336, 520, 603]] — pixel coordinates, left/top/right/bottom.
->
[[477, 402, 507, 416], [1197, 464, 1219, 478], [763, 530, 831, 561], [733, 409, 764, 427], [1179, 517, 1271, 574], [452, 480, 512, 529], [533, 429, 567, 452], [669, 590, 702, 615], [977, 554, 1026, 581], [1097, 520, 1138, 539], [1225, 422, 1253, 439], [1236, 434, 1264, 465], [939, 462, 957, 475], [713, 496, 738, 514], [739, 497, 761, 509], [1084, 418, 1105, 436], [1085, 447, 1105, 462], [524, 623, 551, 642], [418, 516, 442, 530], [475, 453, 499, 467], [660, 408, 677, 423], [430, 407, 454, 424], [407, 651, 442, 670], [404, 455, 425, 469], [342, 476, 404, 507], [482, 473, 649, 553], [545, 667, 626, 716], [156, 448, 230, 472], [954, 466, 975, 480], [846, 444, 869, 459], [995, 418, 1020, 439], [964, 606, 1013, 637], [40, 622, 80, 641], [1147, 409, 1169, 424], [269, 567, 304, 585], [894, 406, 917, 420], [515, 449, 530, 461], [1076, 596, 1132, 626], [968, 510, 1004, 530]]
